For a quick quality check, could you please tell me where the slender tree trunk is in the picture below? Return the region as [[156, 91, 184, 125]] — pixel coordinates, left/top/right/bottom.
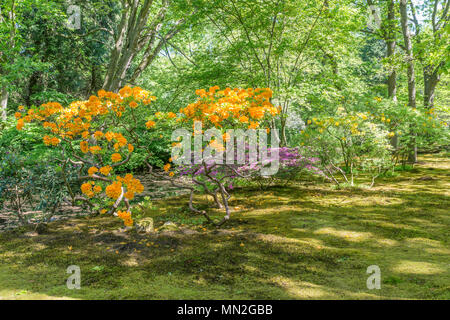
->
[[1, 87, 8, 121], [423, 65, 440, 108], [86, 64, 101, 97], [400, 0, 417, 163], [386, 0, 398, 149], [386, 0, 397, 103], [1, 1, 15, 121], [280, 117, 287, 147], [25, 71, 39, 106]]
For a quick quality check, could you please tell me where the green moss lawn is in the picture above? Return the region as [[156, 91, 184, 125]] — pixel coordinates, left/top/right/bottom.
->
[[0, 154, 449, 300]]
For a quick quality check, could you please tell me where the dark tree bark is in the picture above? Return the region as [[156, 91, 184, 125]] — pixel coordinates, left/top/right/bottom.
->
[[410, 0, 449, 108], [87, 64, 102, 97], [25, 71, 39, 106]]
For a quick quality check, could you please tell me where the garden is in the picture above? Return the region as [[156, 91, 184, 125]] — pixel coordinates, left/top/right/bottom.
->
[[0, 0, 449, 300]]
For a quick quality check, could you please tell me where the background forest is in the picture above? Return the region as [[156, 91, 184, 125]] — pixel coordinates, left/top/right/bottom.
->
[[1, 0, 448, 142]]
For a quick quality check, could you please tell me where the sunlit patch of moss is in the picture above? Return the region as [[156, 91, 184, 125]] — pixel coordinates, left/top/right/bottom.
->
[[392, 261, 446, 275], [0, 154, 448, 299]]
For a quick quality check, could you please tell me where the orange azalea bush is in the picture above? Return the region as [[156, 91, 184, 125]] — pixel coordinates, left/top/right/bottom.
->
[[146, 86, 281, 226], [144, 86, 280, 175], [15, 86, 163, 226]]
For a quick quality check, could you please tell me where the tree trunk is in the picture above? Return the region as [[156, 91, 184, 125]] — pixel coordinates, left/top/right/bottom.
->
[[101, 0, 184, 93], [280, 117, 287, 147], [386, 0, 398, 149], [1, 87, 8, 121], [25, 71, 39, 106], [86, 64, 102, 97], [400, 0, 417, 163], [423, 64, 440, 108], [386, 0, 397, 103]]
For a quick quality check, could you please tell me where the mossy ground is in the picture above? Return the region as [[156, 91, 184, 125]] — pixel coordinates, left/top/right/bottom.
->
[[0, 154, 449, 300]]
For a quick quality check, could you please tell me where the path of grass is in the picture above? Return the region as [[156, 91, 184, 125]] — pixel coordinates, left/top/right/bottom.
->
[[0, 154, 449, 299]]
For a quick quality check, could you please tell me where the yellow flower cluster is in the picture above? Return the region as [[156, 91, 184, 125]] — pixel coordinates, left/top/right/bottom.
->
[[305, 113, 373, 137]]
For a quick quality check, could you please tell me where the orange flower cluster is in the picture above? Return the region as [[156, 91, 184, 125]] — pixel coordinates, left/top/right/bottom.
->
[[145, 120, 156, 128], [105, 181, 123, 200], [156, 86, 279, 178], [180, 86, 279, 129], [104, 174, 144, 201], [117, 174, 144, 200], [88, 167, 99, 176], [43, 135, 61, 146], [16, 86, 153, 142], [80, 141, 89, 153], [117, 210, 133, 227], [81, 181, 102, 198], [111, 153, 122, 163], [99, 165, 112, 176]]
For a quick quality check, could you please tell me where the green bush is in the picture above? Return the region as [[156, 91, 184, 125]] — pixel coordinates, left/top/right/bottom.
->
[[299, 110, 393, 187]]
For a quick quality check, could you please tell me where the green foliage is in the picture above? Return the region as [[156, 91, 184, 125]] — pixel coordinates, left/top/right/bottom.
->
[[0, 147, 76, 223], [299, 109, 394, 187], [0, 118, 49, 165]]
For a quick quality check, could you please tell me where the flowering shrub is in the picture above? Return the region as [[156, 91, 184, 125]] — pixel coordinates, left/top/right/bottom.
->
[[299, 109, 394, 187], [110, 86, 280, 225], [241, 147, 326, 189], [14, 85, 285, 227], [145, 86, 319, 225], [361, 98, 449, 165], [15, 86, 167, 226], [299, 99, 448, 187]]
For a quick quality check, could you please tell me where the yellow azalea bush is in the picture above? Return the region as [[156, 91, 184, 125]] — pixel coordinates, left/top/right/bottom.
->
[[299, 109, 395, 187]]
